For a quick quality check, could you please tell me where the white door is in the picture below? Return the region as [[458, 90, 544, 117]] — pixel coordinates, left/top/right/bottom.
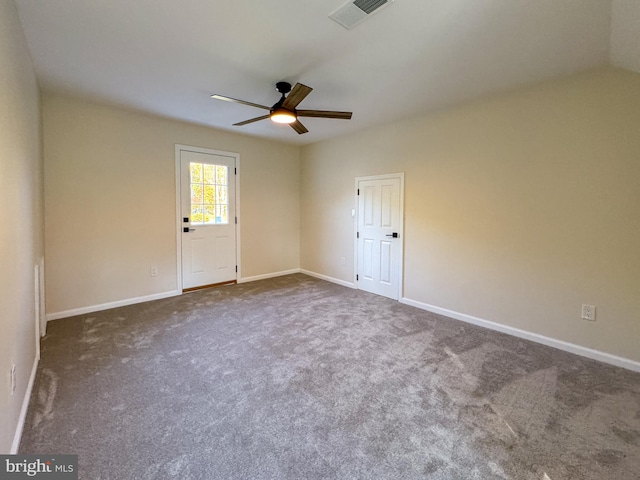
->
[[356, 174, 404, 300], [180, 150, 236, 290]]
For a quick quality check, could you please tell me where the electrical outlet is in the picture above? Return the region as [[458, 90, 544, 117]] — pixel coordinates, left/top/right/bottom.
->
[[10, 364, 16, 396], [150, 266, 158, 277], [581, 304, 596, 322]]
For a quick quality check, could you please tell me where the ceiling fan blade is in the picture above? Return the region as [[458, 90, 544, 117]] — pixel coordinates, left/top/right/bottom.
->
[[233, 115, 270, 126], [282, 83, 313, 110], [290, 120, 309, 135], [211, 94, 270, 111], [297, 110, 353, 120]]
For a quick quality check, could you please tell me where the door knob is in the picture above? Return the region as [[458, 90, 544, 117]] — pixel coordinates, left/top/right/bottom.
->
[[183, 227, 196, 233], [386, 232, 398, 238]]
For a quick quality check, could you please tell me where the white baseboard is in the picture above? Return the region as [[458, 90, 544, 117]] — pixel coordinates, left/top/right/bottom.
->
[[300, 269, 356, 289], [46, 290, 181, 321], [400, 297, 640, 373], [11, 353, 39, 454], [238, 269, 301, 284]]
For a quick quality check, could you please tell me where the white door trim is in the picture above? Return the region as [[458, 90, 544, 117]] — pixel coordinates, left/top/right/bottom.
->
[[175, 144, 241, 292], [354, 172, 405, 299]]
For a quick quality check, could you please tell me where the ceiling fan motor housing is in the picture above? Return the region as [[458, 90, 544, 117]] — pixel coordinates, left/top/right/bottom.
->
[[275, 82, 292, 94]]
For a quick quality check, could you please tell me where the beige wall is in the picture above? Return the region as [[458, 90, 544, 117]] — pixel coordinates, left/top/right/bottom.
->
[[301, 68, 640, 363], [0, 0, 43, 452], [611, 0, 640, 73], [44, 94, 300, 315]]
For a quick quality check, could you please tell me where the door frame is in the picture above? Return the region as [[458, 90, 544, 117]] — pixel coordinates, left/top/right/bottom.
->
[[354, 172, 405, 300], [175, 144, 241, 292]]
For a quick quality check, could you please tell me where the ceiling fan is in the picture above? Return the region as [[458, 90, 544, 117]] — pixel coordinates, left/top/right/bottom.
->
[[211, 82, 353, 135]]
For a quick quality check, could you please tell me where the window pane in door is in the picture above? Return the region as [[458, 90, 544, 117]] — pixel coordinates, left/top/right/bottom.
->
[[216, 166, 228, 185], [203, 164, 216, 184], [191, 184, 203, 204], [204, 185, 215, 204], [216, 205, 228, 224], [191, 205, 203, 223], [204, 205, 216, 223], [190, 163, 203, 183], [216, 186, 228, 205]]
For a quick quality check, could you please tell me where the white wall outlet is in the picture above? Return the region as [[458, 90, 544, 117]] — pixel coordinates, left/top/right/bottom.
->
[[10, 364, 16, 396], [581, 304, 596, 321], [150, 266, 158, 277]]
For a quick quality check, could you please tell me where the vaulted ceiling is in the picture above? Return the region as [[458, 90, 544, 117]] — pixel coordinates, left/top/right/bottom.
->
[[14, 0, 640, 145]]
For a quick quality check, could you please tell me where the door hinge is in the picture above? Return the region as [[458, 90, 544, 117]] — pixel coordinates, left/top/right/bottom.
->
[[357, 232, 359, 238], [357, 188, 360, 195], [356, 274, 359, 281], [235, 265, 238, 273], [235, 216, 237, 224], [234, 167, 237, 175]]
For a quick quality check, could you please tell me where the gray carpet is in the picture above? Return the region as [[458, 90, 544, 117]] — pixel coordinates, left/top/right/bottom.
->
[[20, 274, 640, 479]]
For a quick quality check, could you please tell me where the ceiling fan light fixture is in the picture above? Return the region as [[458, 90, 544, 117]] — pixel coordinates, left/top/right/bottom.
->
[[270, 108, 296, 124]]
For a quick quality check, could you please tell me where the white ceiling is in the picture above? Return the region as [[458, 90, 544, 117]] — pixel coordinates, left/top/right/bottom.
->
[[12, 0, 633, 145]]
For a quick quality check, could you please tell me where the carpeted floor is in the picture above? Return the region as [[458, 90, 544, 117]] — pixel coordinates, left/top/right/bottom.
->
[[20, 274, 640, 479]]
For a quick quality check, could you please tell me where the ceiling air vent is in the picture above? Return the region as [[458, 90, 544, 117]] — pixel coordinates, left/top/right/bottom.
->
[[329, 0, 394, 30]]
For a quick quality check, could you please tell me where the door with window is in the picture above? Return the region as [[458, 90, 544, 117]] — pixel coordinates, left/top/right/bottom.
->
[[356, 173, 404, 300], [180, 149, 236, 290]]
